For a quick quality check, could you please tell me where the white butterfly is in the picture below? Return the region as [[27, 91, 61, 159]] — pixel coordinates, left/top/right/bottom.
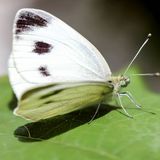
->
[[8, 8, 155, 121]]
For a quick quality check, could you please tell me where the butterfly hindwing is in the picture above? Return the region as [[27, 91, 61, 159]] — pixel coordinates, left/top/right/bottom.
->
[[14, 83, 112, 121], [9, 8, 111, 99]]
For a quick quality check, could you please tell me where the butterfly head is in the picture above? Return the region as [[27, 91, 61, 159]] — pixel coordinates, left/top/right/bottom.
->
[[107, 75, 130, 92], [119, 75, 130, 88]]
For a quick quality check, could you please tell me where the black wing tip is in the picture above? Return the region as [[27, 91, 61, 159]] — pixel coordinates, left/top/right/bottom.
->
[[14, 8, 52, 35]]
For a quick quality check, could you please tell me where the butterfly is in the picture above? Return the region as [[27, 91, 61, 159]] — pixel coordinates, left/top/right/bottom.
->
[[8, 8, 156, 121]]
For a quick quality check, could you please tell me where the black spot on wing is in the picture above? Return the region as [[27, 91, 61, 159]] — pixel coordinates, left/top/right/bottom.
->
[[33, 41, 53, 54], [15, 11, 48, 34], [38, 66, 50, 77]]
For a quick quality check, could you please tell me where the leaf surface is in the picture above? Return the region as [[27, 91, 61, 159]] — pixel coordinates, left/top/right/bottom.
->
[[0, 68, 160, 160]]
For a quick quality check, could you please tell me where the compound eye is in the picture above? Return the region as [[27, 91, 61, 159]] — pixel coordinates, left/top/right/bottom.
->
[[126, 78, 130, 84], [108, 80, 112, 83]]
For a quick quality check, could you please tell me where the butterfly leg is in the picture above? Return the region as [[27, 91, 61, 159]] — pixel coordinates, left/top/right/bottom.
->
[[119, 91, 141, 109], [88, 103, 101, 124], [116, 93, 133, 118]]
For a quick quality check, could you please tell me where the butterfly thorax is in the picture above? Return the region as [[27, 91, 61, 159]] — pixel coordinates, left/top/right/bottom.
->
[[107, 75, 130, 94]]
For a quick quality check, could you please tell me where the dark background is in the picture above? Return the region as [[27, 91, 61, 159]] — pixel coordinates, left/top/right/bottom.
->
[[0, 0, 159, 91]]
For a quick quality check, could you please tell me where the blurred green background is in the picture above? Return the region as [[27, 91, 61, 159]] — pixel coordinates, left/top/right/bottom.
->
[[0, 0, 159, 91]]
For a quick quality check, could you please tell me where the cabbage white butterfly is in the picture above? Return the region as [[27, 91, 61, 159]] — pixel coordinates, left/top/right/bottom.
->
[[8, 8, 159, 121]]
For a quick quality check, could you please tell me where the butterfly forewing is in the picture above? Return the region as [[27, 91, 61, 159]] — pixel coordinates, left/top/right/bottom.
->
[[9, 8, 111, 99]]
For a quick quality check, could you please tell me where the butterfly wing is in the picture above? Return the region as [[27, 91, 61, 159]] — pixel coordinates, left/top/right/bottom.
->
[[9, 8, 111, 99], [14, 82, 112, 121]]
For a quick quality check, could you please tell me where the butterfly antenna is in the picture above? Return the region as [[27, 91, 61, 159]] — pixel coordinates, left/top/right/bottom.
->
[[123, 33, 152, 75], [130, 72, 160, 77]]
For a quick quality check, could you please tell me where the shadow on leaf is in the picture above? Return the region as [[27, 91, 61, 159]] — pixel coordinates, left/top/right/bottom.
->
[[14, 104, 118, 142], [8, 92, 118, 142], [9, 91, 153, 142]]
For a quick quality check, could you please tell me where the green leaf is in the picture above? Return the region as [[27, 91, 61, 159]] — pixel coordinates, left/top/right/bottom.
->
[[0, 68, 160, 160]]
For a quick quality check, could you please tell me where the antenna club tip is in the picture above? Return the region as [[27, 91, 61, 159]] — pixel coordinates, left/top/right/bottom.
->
[[155, 72, 160, 76], [147, 33, 152, 38]]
